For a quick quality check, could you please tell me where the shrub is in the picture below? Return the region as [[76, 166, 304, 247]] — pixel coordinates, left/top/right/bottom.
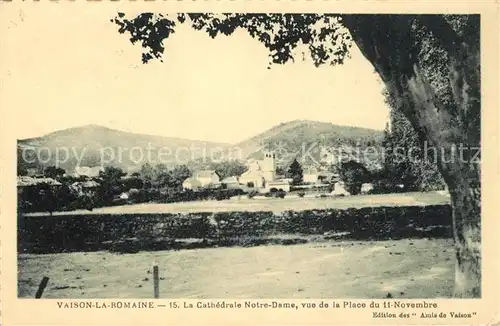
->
[[297, 191, 305, 198], [275, 189, 286, 198]]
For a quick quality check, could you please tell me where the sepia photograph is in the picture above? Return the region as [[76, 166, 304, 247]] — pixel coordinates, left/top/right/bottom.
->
[[9, 10, 484, 302], [1, 4, 497, 324]]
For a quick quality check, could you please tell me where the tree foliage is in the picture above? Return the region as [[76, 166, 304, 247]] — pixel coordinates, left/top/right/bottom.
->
[[381, 91, 445, 191], [112, 13, 352, 66], [209, 160, 247, 179], [339, 160, 369, 195], [287, 158, 303, 185]]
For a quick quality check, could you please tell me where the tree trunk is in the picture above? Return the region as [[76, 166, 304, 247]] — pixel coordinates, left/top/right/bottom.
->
[[343, 14, 481, 298]]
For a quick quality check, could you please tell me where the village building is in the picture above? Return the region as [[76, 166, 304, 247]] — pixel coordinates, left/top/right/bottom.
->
[[239, 161, 266, 188], [240, 151, 290, 192], [303, 167, 321, 184], [317, 171, 339, 184], [17, 176, 62, 195], [221, 176, 241, 189], [265, 180, 291, 192], [72, 166, 104, 178], [193, 170, 221, 187], [331, 181, 351, 196], [360, 183, 374, 194], [182, 177, 203, 190], [69, 180, 100, 196], [182, 170, 221, 191]]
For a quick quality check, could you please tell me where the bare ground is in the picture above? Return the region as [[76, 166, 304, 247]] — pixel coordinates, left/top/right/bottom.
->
[[18, 238, 454, 299]]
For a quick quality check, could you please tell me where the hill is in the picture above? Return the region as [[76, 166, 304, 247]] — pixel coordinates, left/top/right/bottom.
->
[[17, 125, 231, 174], [233, 120, 384, 170], [17, 121, 384, 176]]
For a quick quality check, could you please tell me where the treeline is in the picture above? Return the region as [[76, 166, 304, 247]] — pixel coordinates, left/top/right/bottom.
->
[[18, 162, 249, 214]]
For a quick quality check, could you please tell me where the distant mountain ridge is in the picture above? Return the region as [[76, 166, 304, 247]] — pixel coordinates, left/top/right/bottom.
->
[[18, 124, 231, 174], [17, 120, 384, 175]]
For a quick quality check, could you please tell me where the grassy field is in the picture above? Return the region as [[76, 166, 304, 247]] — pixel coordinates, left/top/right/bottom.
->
[[18, 238, 454, 299], [26, 191, 450, 216]]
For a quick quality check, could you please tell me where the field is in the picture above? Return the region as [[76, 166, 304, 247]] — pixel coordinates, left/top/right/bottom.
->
[[18, 239, 454, 299], [19, 191, 454, 298], [18, 238, 454, 299], [26, 191, 450, 216]]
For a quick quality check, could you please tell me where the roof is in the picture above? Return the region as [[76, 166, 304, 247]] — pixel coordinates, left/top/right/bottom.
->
[[240, 170, 265, 179], [195, 170, 219, 178], [17, 176, 62, 187], [72, 180, 100, 188]]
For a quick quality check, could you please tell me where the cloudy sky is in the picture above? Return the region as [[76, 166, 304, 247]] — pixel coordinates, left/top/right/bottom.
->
[[2, 5, 390, 144]]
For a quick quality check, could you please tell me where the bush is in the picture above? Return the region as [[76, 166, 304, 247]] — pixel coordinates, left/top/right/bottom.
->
[[18, 205, 453, 254], [275, 189, 286, 198], [297, 191, 305, 198], [265, 189, 286, 198]]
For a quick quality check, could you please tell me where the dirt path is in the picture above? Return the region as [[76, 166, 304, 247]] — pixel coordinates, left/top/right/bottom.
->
[[18, 238, 454, 299]]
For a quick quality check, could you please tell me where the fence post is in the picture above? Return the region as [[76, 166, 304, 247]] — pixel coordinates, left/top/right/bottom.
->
[[35, 276, 49, 299], [153, 264, 159, 299]]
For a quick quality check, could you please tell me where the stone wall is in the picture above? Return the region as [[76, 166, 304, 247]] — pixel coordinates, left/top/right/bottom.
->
[[18, 204, 452, 254]]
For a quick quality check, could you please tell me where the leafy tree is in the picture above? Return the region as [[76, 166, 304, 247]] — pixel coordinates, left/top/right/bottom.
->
[[210, 160, 247, 179], [26, 183, 59, 215], [153, 164, 173, 188], [98, 166, 127, 204], [99, 166, 126, 181], [17, 161, 28, 176], [172, 165, 192, 188], [123, 173, 144, 190], [339, 160, 369, 195], [275, 166, 286, 176], [139, 163, 155, 188], [382, 92, 446, 191], [170, 165, 192, 188], [287, 159, 303, 185], [44, 166, 66, 180], [113, 13, 481, 297]]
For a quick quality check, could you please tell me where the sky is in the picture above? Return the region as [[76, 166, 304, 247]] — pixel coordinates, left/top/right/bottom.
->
[[2, 6, 390, 144]]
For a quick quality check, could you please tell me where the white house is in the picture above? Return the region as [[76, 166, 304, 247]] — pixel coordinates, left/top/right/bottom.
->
[[239, 161, 266, 188], [265, 180, 291, 192], [69, 180, 100, 196], [360, 183, 374, 194], [182, 170, 222, 191], [303, 167, 320, 184], [182, 177, 202, 190], [331, 181, 351, 196], [193, 170, 221, 188], [119, 192, 130, 200]]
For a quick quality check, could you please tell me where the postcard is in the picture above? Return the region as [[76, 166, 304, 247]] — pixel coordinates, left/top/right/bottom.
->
[[1, 0, 499, 325]]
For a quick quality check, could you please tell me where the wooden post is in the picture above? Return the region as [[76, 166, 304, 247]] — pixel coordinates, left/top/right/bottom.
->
[[35, 277, 49, 299], [153, 264, 159, 299]]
